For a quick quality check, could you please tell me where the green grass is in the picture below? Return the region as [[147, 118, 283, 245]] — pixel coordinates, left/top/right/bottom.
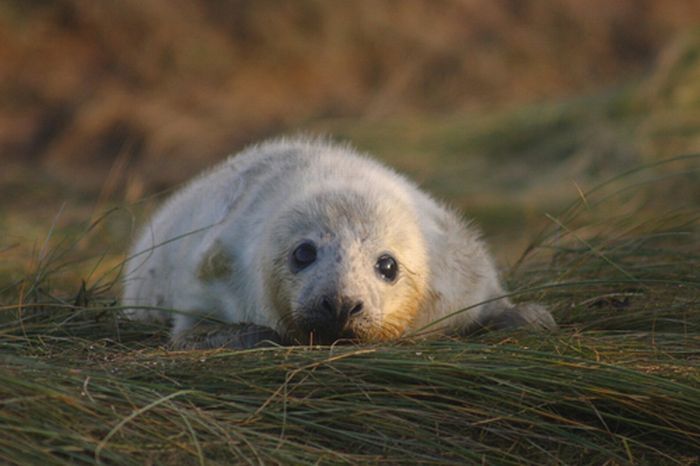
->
[[2, 35, 700, 462], [1, 153, 699, 465], [1, 333, 698, 464]]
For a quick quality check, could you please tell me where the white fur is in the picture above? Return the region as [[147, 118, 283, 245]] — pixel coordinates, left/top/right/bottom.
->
[[122, 138, 555, 345]]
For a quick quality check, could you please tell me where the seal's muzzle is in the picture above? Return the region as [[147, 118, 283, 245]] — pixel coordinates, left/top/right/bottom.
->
[[301, 294, 364, 344]]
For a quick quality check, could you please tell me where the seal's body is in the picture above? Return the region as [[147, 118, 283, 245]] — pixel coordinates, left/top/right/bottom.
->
[[122, 138, 555, 348]]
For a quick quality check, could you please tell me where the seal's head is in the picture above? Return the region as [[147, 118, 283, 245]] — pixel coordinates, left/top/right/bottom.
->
[[264, 188, 429, 344]]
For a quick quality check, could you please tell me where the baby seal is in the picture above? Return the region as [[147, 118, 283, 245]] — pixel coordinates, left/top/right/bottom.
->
[[122, 138, 555, 348]]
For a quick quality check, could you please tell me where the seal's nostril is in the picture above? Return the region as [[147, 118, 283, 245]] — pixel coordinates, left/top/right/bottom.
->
[[349, 301, 364, 316]]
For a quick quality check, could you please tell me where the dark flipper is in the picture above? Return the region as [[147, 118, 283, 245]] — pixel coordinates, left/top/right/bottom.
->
[[171, 322, 282, 350], [466, 303, 558, 335]]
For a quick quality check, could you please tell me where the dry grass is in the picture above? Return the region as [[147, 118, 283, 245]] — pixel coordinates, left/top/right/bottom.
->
[[1, 5, 700, 463], [2, 1, 700, 190], [1, 156, 698, 465]]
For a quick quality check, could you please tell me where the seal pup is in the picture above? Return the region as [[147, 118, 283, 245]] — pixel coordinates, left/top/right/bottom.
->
[[122, 138, 556, 348]]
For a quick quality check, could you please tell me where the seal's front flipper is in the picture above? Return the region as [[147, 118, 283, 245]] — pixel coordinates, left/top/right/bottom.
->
[[171, 322, 282, 350], [469, 303, 557, 334]]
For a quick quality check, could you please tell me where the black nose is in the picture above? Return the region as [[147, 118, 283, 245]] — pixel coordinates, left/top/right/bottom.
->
[[320, 295, 364, 323], [305, 295, 363, 344]]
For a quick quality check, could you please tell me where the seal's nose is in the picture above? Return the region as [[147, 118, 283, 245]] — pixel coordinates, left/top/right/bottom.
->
[[320, 295, 364, 325], [304, 295, 363, 343]]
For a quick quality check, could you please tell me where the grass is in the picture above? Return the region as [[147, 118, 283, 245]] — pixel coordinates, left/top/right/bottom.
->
[[5, 0, 699, 187], [1, 153, 699, 465], [2, 32, 700, 463], [1, 335, 698, 464]]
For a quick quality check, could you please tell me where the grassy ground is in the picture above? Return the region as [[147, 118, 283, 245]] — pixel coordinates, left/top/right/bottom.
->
[[2, 32, 700, 466], [1, 175, 699, 463]]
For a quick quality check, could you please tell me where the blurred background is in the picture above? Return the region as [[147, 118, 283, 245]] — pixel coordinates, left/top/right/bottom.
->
[[2, 0, 700, 288]]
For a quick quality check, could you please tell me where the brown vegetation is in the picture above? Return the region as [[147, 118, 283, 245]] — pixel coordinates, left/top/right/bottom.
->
[[2, 0, 700, 191], [1, 5, 700, 463]]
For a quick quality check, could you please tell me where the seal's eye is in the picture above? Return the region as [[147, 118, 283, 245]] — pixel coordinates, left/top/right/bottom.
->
[[291, 241, 317, 271], [375, 254, 398, 282]]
